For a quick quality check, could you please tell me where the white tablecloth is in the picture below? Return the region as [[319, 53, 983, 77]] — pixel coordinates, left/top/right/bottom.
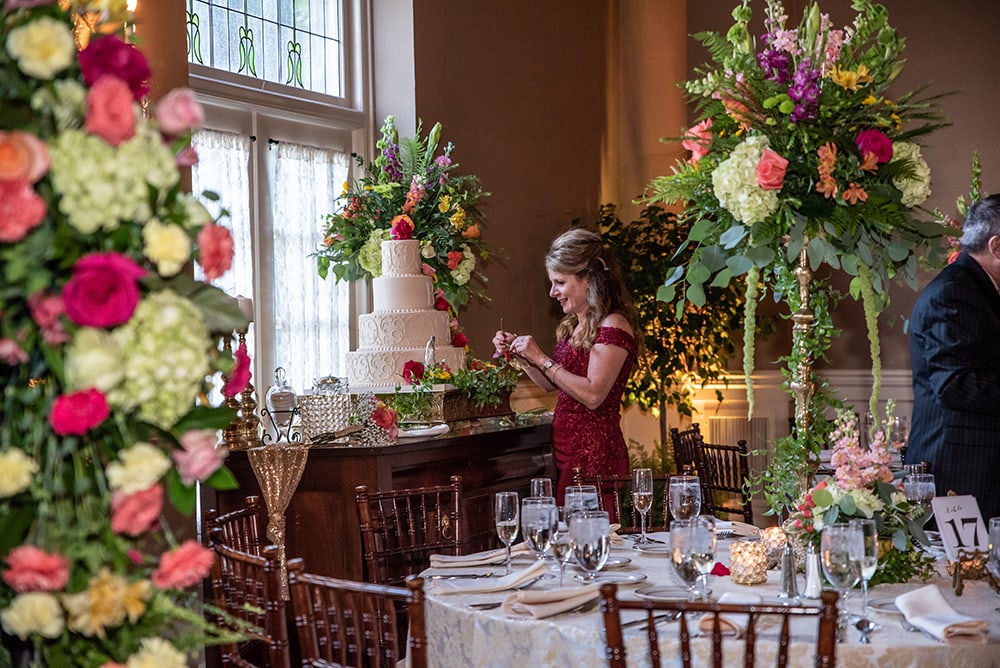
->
[[423, 535, 1000, 667]]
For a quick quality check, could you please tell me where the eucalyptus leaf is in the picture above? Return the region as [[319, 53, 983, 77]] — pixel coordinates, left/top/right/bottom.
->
[[663, 265, 685, 287], [725, 254, 754, 276], [686, 282, 706, 307], [710, 267, 734, 288], [888, 241, 909, 262], [689, 261, 711, 284], [838, 494, 857, 516], [745, 245, 776, 266], [719, 224, 748, 249], [657, 283, 677, 303], [689, 218, 716, 242], [700, 245, 728, 273]]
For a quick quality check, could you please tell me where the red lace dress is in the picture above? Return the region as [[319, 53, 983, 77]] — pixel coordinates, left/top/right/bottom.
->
[[551, 326, 637, 504]]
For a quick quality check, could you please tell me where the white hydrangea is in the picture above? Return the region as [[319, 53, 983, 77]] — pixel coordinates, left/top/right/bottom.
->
[[31, 79, 86, 130], [111, 291, 210, 428], [106, 442, 172, 494], [891, 141, 932, 207], [65, 327, 125, 394], [49, 120, 179, 234], [358, 229, 387, 277], [0, 449, 38, 498], [711, 134, 779, 224]]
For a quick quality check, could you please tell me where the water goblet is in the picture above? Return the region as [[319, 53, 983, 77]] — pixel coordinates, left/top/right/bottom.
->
[[889, 416, 909, 466], [821, 523, 862, 641], [669, 475, 702, 521], [495, 491, 519, 575], [530, 477, 553, 498], [632, 468, 654, 544], [849, 518, 878, 620], [564, 484, 600, 518], [670, 519, 700, 599], [903, 473, 936, 532], [550, 512, 574, 587], [988, 517, 1000, 580], [521, 496, 557, 560], [570, 510, 610, 583]]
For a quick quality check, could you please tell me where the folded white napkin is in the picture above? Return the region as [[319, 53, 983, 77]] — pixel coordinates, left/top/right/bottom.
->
[[609, 524, 627, 547], [429, 559, 547, 595], [501, 583, 600, 619], [895, 585, 989, 644], [429, 542, 531, 568], [697, 592, 762, 638]]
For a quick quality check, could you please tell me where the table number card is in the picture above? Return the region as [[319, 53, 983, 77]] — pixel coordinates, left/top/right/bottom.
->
[[931, 495, 987, 560]]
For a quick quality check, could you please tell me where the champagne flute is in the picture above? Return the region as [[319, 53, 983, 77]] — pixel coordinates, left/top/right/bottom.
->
[[670, 519, 699, 599], [632, 468, 654, 544], [669, 475, 702, 521], [570, 510, 610, 583], [495, 491, 519, 575], [849, 518, 878, 620], [521, 496, 556, 560], [550, 511, 574, 587], [903, 473, 936, 532], [821, 523, 862, 640]]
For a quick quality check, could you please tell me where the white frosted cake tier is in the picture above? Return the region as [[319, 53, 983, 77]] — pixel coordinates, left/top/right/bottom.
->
[[381, 238, 422, 276], [372, 275, 434, 311], [345, 346, 467, 389], [357, 310, 453, 348]]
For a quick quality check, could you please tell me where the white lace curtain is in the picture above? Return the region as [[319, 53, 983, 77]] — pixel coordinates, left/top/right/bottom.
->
[[192, 129, 351, 397]]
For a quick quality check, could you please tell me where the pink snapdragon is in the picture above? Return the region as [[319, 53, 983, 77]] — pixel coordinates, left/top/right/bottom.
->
[[829, 412, 893, 490]]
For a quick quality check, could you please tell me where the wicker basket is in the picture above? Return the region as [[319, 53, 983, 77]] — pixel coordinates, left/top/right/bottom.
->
[[298, 393, 351, 442]]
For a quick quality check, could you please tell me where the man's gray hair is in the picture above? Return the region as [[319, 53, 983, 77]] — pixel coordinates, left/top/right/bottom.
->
[[960, 193, 1000, 252]]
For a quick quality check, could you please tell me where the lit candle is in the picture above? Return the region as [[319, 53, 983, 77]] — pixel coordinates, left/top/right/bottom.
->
[[729, 540, 768, 585]]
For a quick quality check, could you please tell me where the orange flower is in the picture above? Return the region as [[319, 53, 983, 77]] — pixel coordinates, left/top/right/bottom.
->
[[859, 151, 879, 173], [816, 176, 838, 199], [842, 183, 868, 205], [0, 130, 49, 183], [461, 222, 480, 239]]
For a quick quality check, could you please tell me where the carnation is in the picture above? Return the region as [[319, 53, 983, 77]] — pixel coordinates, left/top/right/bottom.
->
[[143, 219, 191, 276], [151, 540, 214, 589], [891, 141, 932, 207], [5, 15, 75, 80], [125, 637, 187, 668], [0, 448, 38, 497], [106, 442, 172, 495], [711, 135, 779, 224], [3, 545, 70, 592], [1, 592, 65, 640]]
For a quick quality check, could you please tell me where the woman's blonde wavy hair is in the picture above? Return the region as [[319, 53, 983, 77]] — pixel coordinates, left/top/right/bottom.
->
[[545, 228, 637, 349]]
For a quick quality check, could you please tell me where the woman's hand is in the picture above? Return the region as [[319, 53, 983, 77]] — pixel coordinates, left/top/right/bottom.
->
[[510, 335, 546, 369], [492, 330, 516, 359]]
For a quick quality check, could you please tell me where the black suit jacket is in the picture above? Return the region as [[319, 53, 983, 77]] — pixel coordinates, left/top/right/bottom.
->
[[908, 251, 1000, 521]]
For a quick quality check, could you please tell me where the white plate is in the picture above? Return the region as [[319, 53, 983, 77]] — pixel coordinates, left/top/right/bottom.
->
[[635, 543, 672, 555], [869, 599, 902, 616], [397, 424, 450, 439], [634, 585, 690, 602], [573, 556, 631, 572], [574, 571, 647, 585]]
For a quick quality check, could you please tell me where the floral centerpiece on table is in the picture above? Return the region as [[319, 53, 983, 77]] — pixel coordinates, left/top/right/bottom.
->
[[316, 115, 493, 333], [351, 394, 399, 446], [785, 409, 936, 584], [643, 0, 954, 512], [1, 2, 247, 666], [392, 357, 521, 422]]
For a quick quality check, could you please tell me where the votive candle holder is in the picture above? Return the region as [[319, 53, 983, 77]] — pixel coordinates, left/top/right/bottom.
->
[[730, 539, 768, 585]]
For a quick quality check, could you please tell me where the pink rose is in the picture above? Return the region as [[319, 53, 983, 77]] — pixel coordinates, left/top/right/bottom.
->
[[681, 119, 713, 164], [3, 545, 69, 592], [756, 148, 789, 190], [155, 88, 204, 137], [421, 263, 436, 276], [0, 131, 50, 183], [49, 388, 109, 435], [447, 250, 463, 270], [152, 540, 214, 589], [402, 360, 424, 384], [0, 179, 46, 243], [62, 252, 146, 328], [197, 223, 234, 281], [85, 76, 136, 147], [111, 485, 163, 536], [79, 35, 151, 100], [0, 338, 29, 365], [855, 129, 893, 164], [28, 292, 69, 346], [390, 214, 415, 240], [222, 342, 251, 398], [173, 429, 228, 485]]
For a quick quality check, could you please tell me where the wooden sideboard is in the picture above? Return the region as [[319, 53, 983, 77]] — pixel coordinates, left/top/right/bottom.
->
[[205, 419, 554, 581]]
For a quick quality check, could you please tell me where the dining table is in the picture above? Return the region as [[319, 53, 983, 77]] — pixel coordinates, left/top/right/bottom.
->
[[421, 530, 1000, 668]]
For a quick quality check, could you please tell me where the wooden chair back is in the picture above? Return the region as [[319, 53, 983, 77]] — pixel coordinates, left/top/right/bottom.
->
[[204, 494, 269, 556], [207, 538, 292, 668], [600, 584, 838, 668], [355, 475, 463, 586], [287, 561, 427, 668], [571, 467, 670, 532], [698, 439, 754, 524], [669, 424, 703, 475]]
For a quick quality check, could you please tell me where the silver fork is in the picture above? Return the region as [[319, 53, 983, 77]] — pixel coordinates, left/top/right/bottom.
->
[[427, 571, 495, 580], [900, 620, 941, 643]]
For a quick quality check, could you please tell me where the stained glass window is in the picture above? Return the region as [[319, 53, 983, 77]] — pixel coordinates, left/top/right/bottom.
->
[[186, 0, 344, 98]]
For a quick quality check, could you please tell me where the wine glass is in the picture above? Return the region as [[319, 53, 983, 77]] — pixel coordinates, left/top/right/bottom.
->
[[564, 484, 599, 518], [570, 510, 610, 583], [530, 477, 553, 498], [669, 475, 702, 521], [889, 416, 909, 466], [903, 473, 936, 532], [821, 523, 862, 640], [632, 468, 654, 544], [495, 491, 519, 575], [849, 518, 878, 620], [521, 496, 557, 560], [689, 516, 716, 601], [550, 511, 574, 587]]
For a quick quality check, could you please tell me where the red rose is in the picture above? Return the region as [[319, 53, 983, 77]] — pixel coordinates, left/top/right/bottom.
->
[[2, 545, 69, 593], [402, 360, 424, 384], [756, 148, 788, 190], [371, 405, 397, 430], [85, 75, 136, 146], [79, 35, 151, 100], [855, 129, 893, 164], [152, 540, 214, 589], [452, 331, 468, 348], [434, 296, 450, 312], [63, 252, 146, 328], [390, 214, 415, 240], [447, 250, 463, 270], [49, 388, 109, 435]]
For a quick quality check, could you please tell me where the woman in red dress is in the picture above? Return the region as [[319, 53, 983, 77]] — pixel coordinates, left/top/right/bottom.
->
[[493, 229, 638, 505]]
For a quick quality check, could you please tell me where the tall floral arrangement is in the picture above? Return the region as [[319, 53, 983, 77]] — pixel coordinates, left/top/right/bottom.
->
[[785, 409, 935, 584], [316, 116, 492, 330], [1, 2, 246, 665]]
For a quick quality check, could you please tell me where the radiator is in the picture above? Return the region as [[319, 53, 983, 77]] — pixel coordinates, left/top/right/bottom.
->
[[707, 416, 770, 476]]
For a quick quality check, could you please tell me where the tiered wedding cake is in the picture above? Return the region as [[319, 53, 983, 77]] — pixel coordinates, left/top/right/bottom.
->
[[345, 240, 466, 388]]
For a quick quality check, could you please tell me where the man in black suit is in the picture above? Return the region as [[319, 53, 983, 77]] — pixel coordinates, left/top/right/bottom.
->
[[908, 194, 1000, 523]]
